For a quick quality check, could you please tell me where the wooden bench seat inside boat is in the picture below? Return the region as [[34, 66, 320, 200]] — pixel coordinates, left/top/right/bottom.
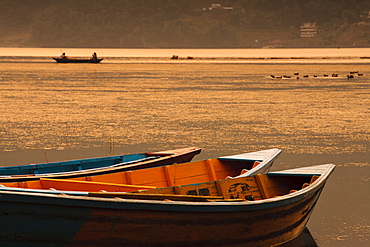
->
[[155, 174, 313, 199], [90, 173, 319, 202]]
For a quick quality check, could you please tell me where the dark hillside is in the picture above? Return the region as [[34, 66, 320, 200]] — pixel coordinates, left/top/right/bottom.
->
[[1, 0, 369, 48]]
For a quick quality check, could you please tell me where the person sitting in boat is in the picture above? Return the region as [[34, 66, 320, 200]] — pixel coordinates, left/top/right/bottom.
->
[[60, 52, 67, 59], [92, 52, 98, 62]]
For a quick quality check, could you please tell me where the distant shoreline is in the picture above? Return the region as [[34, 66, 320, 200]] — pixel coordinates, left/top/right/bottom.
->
[[1, 45, 370, 49]]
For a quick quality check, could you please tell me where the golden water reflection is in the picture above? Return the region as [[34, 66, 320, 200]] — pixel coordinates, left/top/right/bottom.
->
[[0, 60, 369, 247], [1, 63, 368, 155]]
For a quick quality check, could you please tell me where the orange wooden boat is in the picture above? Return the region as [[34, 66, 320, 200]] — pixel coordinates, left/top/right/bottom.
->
[[0, 163, 334, 246], [0, 148, 281, 194]]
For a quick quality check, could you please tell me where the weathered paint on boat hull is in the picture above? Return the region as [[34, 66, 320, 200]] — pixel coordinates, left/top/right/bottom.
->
[[0, 163, 334, 246], [73, 190, 317, 246], [72, 192, 321, 247], [0, 186, 323, 246]]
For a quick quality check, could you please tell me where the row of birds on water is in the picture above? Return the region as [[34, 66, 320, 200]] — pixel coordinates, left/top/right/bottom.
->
[[270, 71, 364, 79]]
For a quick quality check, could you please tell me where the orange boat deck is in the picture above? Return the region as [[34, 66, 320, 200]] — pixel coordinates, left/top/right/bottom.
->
[[1, 158, 260, 192]]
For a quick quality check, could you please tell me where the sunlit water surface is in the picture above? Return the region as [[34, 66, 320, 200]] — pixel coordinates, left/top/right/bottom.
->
[[0, 48, 369, 246]]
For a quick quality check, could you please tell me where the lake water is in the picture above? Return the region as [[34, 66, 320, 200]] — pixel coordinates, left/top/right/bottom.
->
[[0, 47, 369, 246]]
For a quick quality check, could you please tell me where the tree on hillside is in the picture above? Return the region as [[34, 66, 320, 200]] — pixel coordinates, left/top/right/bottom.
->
[[1, 0, 369, 47]]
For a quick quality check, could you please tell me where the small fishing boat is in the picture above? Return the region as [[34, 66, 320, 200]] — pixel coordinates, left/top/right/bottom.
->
[[52, 57, 103, 63], [0, 148, 281, 193], [0, 147, 201, 182], [0, 163, 334, 246]]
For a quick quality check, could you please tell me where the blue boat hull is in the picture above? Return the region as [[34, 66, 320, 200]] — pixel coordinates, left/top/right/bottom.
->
[[0, 147, 201, 182]]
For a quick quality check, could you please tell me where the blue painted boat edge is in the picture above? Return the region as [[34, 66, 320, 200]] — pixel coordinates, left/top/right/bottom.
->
[[0, 147, 202, 182], [36, 156, 158, 177], [0, 153, 148, 175], [0, 147, 202, 177]]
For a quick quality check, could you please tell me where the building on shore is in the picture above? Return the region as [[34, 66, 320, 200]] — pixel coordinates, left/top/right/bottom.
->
[[204, 4, 234, 11], [300, 22, 318, 37]]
